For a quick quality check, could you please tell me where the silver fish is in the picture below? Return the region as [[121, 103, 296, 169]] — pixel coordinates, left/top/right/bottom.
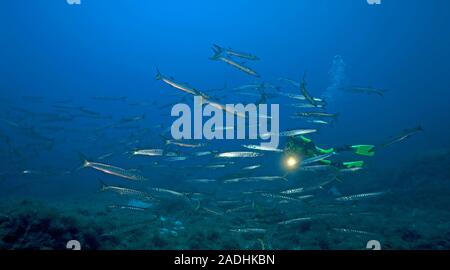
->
[[302, 153, 335, 165], [132, 149, 164, 157], [336, 191, 387, 201], [216, 151, 262, 158], [242, 144, 283, 152], [83, 160, 147, 181]]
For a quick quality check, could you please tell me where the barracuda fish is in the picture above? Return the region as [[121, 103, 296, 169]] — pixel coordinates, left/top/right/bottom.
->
[[205, 164, 227, 169], [306, 119, 330, 125], [100, 182, 154, 200], [290, 103, 324, 109], [151, 187, 187, 198], [119, 114, 146, 124], [271, 129, 317, 137], [242, 164, 261, 170], [230, 228, 266, 234], [277, 217, 312, 225], [242, 144, 283, 152], [206, 99, 247, 118], [332, 228, 376, 236], [216, 151, 262, 158], [340, 86, 388, 97], [379, 125, 424, 148], [299, 72, 320, 107], [210, 47, 260, 77], [187, 179, 217, 183], [213, 44, 260, 60], [155, 69, 209, 98], [226, 204, 254, 213], [164, 156, 188, 161], [278, 92, 324, 103], [300, 164, 336, 172], [296, 112, 338, 118], [83, 159, 147, 181], [335, 191, 387, 201], [192, 151, 215, 156], [216, 200, 241, 205], [302, 153, 335, 165], [224, 175, 287, 183], [297, 195, 314, 200], [108, 205, 147, 211], [280, 187, 304, 195], [97, 153, 113, 160], [165, 139, 205, 148], [233, 83, 264, 91], [339, 167, 364, 173], [261, 193, 300, 203], [132, 149, 164, 157]]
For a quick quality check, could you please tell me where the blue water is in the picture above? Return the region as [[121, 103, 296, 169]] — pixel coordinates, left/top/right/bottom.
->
[[1, 0, 450, 250]]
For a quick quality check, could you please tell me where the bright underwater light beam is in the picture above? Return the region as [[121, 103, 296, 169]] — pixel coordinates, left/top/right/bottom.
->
[[284, 155, 299, 170]]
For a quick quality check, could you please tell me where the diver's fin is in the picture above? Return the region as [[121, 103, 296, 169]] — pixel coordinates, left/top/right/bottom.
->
[[351, 145, 375, 156], [342, 160, 365, 169]]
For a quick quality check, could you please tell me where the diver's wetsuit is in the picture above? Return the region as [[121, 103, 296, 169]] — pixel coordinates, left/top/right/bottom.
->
[[283, 136, 374, 170]]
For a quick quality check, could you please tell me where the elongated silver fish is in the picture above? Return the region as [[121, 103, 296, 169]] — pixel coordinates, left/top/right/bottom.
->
[[333, 228, 375, 236], [306, 119, 330, 125], [279, 129, 317, 137], [165, 140, 205, 148], [261, 193, 300, 202], [336, 191, 387, 201], [210, 47, 260, 77], [151, 187, 186, 198], [224, 176, 287, 183], [213, 44, 260, 60], [83, 160, 147, 181], [216, 151, 262, 158], [302, 153, 335, 166], [132, 149, 164, 157], [242, 144, 283, 152], [205, 164, 227, 169], [230, 228, 266, 234], [277, 217, 312, 225], [108, 205, 147, 211], [164, 156, 188, 161], [187, 179, 217, 183], [300, 165, 335, 172], [242, 164, 261, 170], [280, 187, 304, 195], [100, 183, 154, 200], [296, 112, 338, 118], [192, 151, 214, 156], [155, 69, 206, 97], [299, 72, 320, 107]]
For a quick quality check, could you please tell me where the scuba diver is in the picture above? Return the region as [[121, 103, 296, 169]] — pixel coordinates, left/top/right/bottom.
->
[[282, 135, 376, 171]]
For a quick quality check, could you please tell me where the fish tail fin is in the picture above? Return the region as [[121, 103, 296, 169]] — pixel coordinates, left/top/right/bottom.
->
[[417, 125, 424, 132], [77, 152, 90, 169], [159, 134, 170, 145], [210, 44, 223, 60], [155, 68, 163, 80], [98, 178, 107, 192]]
